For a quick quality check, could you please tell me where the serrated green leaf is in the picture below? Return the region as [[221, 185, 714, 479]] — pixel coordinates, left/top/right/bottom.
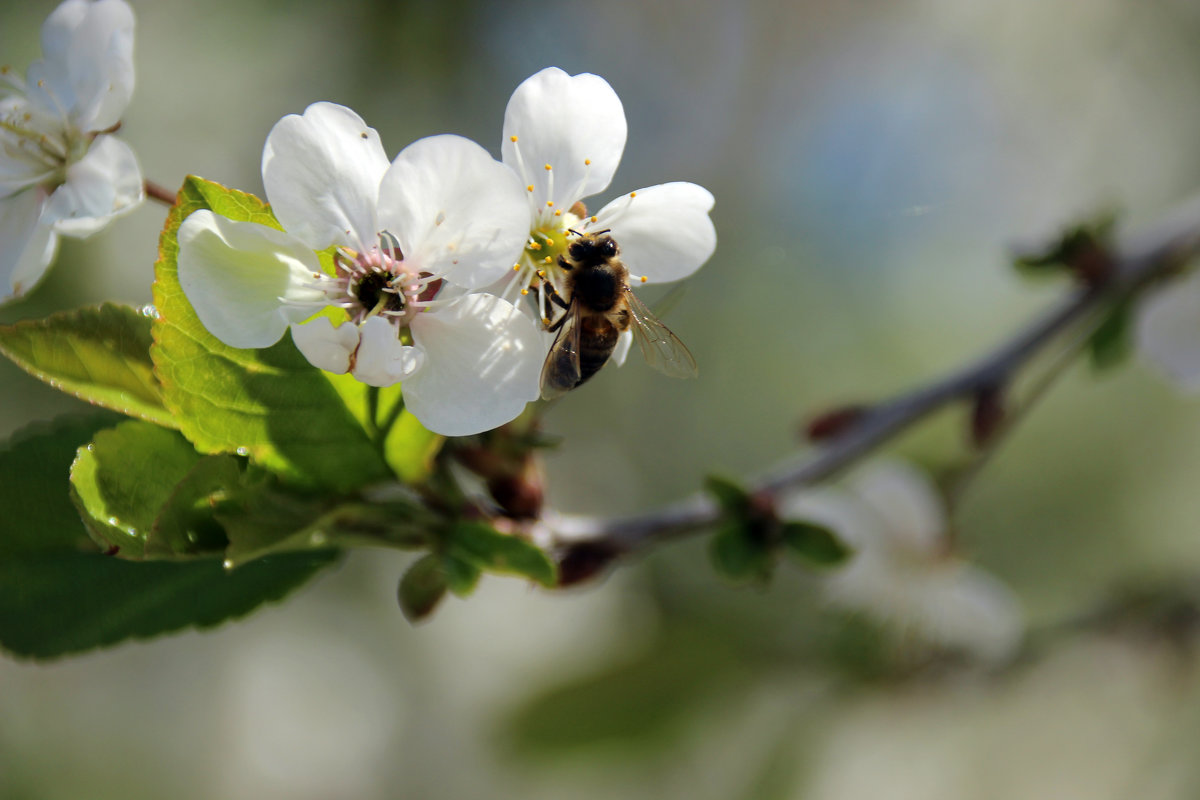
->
[[0, 303, 174, 427], [150, 175, 390, 492], [0, 551, 338, 660], [69, 421, 204, 558], [398, 554, 447, 622], [704, 474, 750, 514], [0, 414, 336, 659], [709, 521, 773, 583], [780, 520, 851, 567], [445, 521, 556, 587], [1088, 300, 1134, 372]]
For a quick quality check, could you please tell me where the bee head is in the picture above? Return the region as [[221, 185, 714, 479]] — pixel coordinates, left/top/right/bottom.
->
[[567, 230, 618, 264]]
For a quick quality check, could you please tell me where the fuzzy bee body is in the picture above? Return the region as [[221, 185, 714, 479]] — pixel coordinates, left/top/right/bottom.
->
[[539, 232, 697, 400]]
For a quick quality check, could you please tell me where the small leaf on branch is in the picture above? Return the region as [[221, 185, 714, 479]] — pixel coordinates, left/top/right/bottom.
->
[[1012, 211, 1117, 285], [709, 520, 774, 583], [704, 474, 751, 515], [1087, 300, 1135, 372], [442, 552, 483, 596], [780, 520, 851, 567], [398, 554, 448, 622], [0, 303, 174, 428], [444, 521, 557, 587]]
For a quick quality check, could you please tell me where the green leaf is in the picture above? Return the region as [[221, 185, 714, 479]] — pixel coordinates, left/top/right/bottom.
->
[[397, 554, 447, 622], [780, 520, 851, 567], [442, 552, 482, 597], [1088, 300, 1134, 372], [218, 490, 429, 567], [325, 373, 443, 483], [0, 303, 174, 427], [0, 551, 338, 660], [69, 420, 206, 558], [0, 412, 122, 558], [0, 414, 336, 659], [150, 176, 390, 492], [502, 629, 744, 758], [445, 521, 556, 587], [709, 520, 774, 583], [146, 453, 242, 558], [704, 474, 750, 514], [1013, 211, 1117, 283]]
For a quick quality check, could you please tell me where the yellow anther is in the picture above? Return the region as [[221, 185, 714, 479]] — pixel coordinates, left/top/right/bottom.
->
[[543, 256, 552, 264], [542, 317, 551, 325], [590, 216, 598, 223], [584, 159, 592, 165], [640, 275, 648, 283], [554, 210, 562, 216], [510, 135, 518, 142], [545, 238, 554, 246], [544, 164, 552, 171], [630, 191, 637, 198], [546, 201, 554, 207], [537, 270, 546, 278], [528, 241, 542, 251], [526, 185, 534, 192], [513, 263, 521, 271], [520, 288, 530, 295]]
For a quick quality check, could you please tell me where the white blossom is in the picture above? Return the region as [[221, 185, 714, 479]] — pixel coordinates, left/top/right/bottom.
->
[[781, 460, 1024, 664], [177, 102, 543, 437], [0, 0, 143, 303], [1135, 268, 1200, 390], [498, 67, 716, 346]]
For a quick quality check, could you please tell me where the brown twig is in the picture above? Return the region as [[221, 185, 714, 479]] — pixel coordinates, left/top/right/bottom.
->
[[144, 179, 176, 207], [548, 195, 1200, 569]]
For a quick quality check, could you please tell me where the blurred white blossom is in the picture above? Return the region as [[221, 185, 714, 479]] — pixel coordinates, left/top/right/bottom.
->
[[1135, 269, 1200, 390], [0, 0, 143, 303], [781, 460, 1024, 663]]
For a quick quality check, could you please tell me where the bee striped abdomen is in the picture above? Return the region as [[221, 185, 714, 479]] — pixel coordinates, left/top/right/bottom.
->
[[576, 315, 620, 386]]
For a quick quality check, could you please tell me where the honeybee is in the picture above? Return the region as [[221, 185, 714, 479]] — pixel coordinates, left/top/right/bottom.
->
[[540, 230, 698, 400]]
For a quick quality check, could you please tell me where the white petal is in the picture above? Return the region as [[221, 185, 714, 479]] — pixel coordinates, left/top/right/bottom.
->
[[403, 294, 543, 436], [1136, 270, 1200, 390], [849, 460, 947, 558], [42, 135, 143, 236], [502, 67, 627, 208], [262, 102, 389, 251], [351, 316, 423, 386], [291, 317, 362, 376], [377, 134, 528, 288], [910, 563, 1024, 663], [0, 189, 57, 304], [593, 182, 716, 284], [177, 210, 329, 349], [611, 328, 633, 367], [33, 0, 135, 131]]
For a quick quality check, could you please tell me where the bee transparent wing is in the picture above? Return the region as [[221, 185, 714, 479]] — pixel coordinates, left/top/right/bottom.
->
[[540, 301, 584, 400], [626, 290, 699, 379]]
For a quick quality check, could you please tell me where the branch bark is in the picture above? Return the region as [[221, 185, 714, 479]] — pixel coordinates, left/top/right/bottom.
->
[[548, 196, 1200, 567]]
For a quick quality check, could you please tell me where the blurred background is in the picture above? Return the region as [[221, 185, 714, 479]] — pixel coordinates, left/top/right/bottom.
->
[[6, 0, 1200, 797]]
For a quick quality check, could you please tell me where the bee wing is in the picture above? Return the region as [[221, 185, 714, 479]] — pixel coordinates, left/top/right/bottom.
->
[[540, 300, 584, 400], [626, 289, 699, 379]]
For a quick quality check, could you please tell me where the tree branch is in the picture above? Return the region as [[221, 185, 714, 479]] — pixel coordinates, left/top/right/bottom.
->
[[548, 196, 1200, 571]]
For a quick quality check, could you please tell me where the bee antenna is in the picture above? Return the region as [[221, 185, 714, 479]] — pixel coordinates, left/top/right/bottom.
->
[[566, 228, 583, 237], [592, 228, 612, 236]]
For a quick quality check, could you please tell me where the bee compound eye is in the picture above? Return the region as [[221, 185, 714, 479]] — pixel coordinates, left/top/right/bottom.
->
[[569, 242, 585, 259], [601, 239, 617, 256]]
